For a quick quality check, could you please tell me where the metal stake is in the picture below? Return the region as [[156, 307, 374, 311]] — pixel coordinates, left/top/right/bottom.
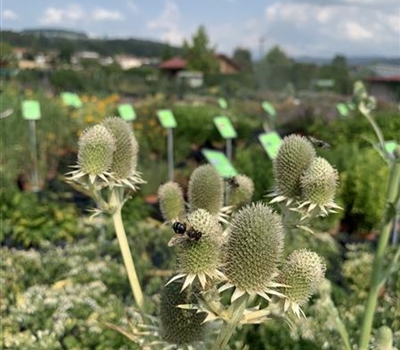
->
[[29, 120, 40, 192], [167, 128, 174, 181]]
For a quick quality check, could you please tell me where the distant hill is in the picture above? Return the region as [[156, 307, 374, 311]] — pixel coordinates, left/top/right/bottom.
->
[[2, 29, 182, 58], [295, 56, 400, 66]]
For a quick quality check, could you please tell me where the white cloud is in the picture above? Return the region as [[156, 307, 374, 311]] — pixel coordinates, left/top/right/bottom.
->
[[146, 1, 184, 45], [343, 21, 373, 41], [263, 1, 400, 56], [126, 1, 140, 14], [39, 4, 84, 25], [92, 8, 124, 21], [2, 9, 18, 20]]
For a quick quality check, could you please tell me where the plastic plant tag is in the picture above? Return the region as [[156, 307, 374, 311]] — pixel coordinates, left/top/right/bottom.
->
[[384, 141, 397, 154], [261, 101, 277, 118], [22, 100, 41, 120], [201, 149, 238, 178], [157, 109, 177, 128], [213, 116, 237, 139], [61, 92, 82, 108], [118, 104, 136, 121], [336, 103, 349, 117], [258, 131, 282, 160], [218, 98, 228, 109]]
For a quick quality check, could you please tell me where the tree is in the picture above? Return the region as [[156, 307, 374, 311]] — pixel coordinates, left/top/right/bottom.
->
[[233, 47, 253, 72], [161, 43, 174, 62], [183, 25, 218, 73], [0, 41, 17, 68]]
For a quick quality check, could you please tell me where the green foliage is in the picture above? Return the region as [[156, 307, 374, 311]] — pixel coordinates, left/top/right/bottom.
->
[[183, 25, 218, 73], [50, 69, 86, 92], [232, 47, 253, 72]]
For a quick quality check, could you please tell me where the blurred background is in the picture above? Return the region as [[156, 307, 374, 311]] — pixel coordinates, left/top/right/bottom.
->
[[1, 1, 399, 349]]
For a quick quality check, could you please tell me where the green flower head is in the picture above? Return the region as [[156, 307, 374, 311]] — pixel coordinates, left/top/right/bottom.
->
[[77, 124, 116, 177], [223, 202, 284, 300], [188, 164, 223, 215], [158, 181, 185, 222], [160, 279, 206, 345], [273, 134, 316, 199]]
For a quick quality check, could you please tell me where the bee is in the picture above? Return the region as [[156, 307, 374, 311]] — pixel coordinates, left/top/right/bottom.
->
[[168, 220, 203, 246], [307, 136, 331, 150], [226, 176, 239, 189]]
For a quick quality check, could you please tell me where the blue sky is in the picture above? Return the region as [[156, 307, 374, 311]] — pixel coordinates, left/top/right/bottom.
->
[[1, 0, 399, 58]]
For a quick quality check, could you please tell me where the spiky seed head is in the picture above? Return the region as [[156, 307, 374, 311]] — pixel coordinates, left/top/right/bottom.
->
[[158, 182, 185, 221], [279, 249, 326, 306], [228, 175, 254, 210], [375, 326, 393, 350], [188, 164, 223, 214], [300, 157, 338, 206], [273, 134, 316, 198], [160, 279, 206, 344], [102, 117, 138, 179], [186, 209, 223, 237], [178, 209, 222, 275], [77, 125, 116, 175], [223, 202, 284, 292]]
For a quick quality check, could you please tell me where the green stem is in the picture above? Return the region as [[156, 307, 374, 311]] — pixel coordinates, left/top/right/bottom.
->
[[362, 110, 386, 156], [358, 160, 400, 350], [326, 299, 352, 350], [211, 294, 249, 350], [110, 188, 144, 310]]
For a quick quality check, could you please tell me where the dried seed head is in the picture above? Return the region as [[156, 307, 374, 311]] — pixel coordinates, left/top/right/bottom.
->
[[158, 181, 185, 221], [223, 202, 284, 292], [273, 135, 316, 198], [188, 164, 223, 214], [279, 249, 326, 307], [78, 124, 116, 175], [102, 117, 138, 179], [160, 279, 206, 344], [300, 157, 338, 206]]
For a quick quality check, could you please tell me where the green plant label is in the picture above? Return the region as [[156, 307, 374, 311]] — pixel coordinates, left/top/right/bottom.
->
[[201, 149, 238, 178], [336, 103, 349, 117], [384, 141, 397, 154], [213, 116, 237, 139], [261, 101, 277, 118], [61, 92, 82, 108], [22, 100, 41, 120], [218, 98, 228, 109], [157, 109, 177, 128], [118, 104, 136, 121], [258, 131, 282, 159]]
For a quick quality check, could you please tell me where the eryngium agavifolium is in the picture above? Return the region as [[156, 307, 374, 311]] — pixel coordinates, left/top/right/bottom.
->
[[223, 203, 284, 292], [160, 279, 206, 344], [158, 181, 185, 221], [78, 124, 116, 176], [177, 210, 222, 276], [102, 117, 138, 179], [279, 249, 326, 308], [188, 164, 223, 214], [300, 157, 338, 206], [273, 135, 316, 198], [228, 175, 254, 209]]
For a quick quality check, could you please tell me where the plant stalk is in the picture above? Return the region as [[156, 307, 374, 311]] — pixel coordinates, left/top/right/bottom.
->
[[211, 294, 249, 350], [110, 188, 144, 310], [358, 159, 400, 350]]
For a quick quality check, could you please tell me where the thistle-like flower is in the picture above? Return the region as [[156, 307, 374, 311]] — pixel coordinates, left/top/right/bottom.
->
[[277, 249, 326, 318], [271, 134, 316, 204], [227, 175, 254, 210], [101, 117, 143, 190], [160, 278, 206, 345], [299, 157, 341, 217], [188, 164, 224, 216], [68, 124, 116, 184], [221, 202, 285, 302], [167, 209, 225, 290], [158, 181, 186, 222]]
